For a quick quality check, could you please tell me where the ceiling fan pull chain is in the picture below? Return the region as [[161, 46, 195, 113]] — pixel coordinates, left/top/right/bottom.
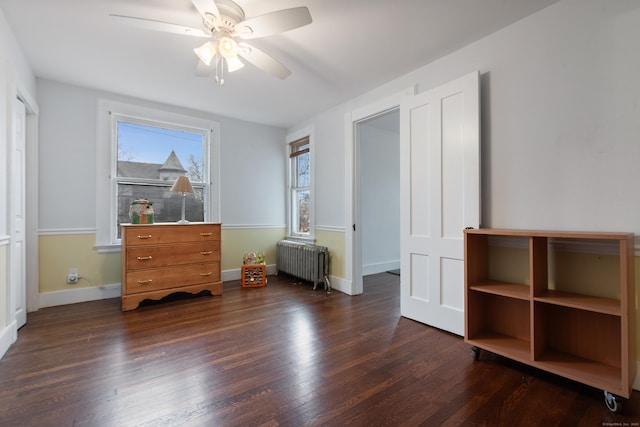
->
[[215, 55, 220, 85]]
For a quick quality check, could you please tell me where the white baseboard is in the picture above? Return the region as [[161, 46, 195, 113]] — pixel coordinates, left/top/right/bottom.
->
[[327, 276, 351, 295], [39, 283, 122, 308], [362, 260, 400, 276], [0, 321, 17, 360]]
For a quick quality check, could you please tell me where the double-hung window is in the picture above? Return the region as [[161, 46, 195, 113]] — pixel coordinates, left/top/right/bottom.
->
[[114, 119, 208, 237], [95, 100, 219, 250], [288, 133, 313, 239]]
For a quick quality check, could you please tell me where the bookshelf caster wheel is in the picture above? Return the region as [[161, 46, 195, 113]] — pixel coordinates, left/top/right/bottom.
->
[[471, 346, 481, 361], [604, 391, 623, 412]]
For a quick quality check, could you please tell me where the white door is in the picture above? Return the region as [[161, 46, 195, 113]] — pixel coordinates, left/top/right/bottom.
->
[[400, 71, 480, 336], [10, 97, 27, 329]]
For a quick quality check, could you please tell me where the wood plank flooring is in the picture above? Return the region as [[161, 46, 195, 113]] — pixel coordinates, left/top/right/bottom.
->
[[0, 273, 638, 426]]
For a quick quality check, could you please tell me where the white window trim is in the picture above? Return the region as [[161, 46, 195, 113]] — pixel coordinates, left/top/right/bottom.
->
[[95, 99, 221, 252], [286, 125, 315, 243]]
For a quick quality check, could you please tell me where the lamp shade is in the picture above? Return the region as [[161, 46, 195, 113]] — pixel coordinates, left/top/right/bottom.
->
[[194, 41, 216, 66], [218, 37, 238, 59], [170, 176, 194, 194], [225, 55, 245, 72]]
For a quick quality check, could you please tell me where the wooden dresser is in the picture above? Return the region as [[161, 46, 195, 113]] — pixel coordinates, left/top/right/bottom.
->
[[121, 222, 222, 311]]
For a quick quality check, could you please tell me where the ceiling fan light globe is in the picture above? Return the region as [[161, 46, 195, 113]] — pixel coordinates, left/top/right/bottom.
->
[[194, 41, 217, 66], [226, 55, 245, 72], [218, 36, 239, 59]]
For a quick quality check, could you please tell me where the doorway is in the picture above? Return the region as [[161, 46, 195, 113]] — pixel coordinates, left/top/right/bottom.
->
[[345, 89, 410, 296], [355, 110, 400, 287]]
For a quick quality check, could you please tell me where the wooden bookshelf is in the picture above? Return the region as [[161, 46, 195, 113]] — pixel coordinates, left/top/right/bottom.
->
[[464, 229, 635, 411]]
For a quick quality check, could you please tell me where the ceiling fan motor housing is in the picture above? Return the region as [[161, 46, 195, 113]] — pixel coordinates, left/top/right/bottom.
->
[[203, 0, 246, 35]]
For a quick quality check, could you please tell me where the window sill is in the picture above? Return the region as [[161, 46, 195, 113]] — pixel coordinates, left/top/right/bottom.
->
[[286, 235, 315, 244]]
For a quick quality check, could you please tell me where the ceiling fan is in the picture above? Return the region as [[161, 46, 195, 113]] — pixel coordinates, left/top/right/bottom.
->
[[111, 0, 312, 85]]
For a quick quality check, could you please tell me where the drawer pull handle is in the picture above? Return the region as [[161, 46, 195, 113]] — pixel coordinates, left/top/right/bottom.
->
[[137, 279, 153, 285], [137, 235, 152, 239], [200, 251, 213, 255], [200, 232, 213, 237], [137, 256, 153, 261], [200, 272, 213, 277]]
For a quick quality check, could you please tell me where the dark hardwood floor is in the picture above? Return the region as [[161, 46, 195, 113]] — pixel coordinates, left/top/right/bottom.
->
[[0, 273, 638, 426]]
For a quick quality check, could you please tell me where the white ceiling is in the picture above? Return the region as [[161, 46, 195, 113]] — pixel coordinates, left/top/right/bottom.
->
[[0, 0, 558, 128]]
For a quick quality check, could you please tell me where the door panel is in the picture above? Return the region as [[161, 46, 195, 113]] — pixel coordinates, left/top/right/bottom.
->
[[409, 253, 430, 301], [409, 104, 430, 237], [400, 71, 480, 335]]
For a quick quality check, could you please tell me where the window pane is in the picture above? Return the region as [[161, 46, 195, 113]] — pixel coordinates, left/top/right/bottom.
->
[[117, 183, 204, 237], [117, 121, 205, 183], [295, 189, 310, 234], [296, 152, 310, 187]]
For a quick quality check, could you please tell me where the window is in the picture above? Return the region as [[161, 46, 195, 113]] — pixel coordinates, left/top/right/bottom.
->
[[96, 100, 220, 250], [287, 130, 313, 240], [115, 119, 208, 237]]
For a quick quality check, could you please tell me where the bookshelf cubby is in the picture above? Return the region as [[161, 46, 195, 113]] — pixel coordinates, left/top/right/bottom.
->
[[464, 229, 636, 410]]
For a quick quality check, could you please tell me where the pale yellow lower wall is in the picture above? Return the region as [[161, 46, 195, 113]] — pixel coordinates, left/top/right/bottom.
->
[[39, 234, 121, 292], [38, 228, 348, 292], [38, 228, 292, 292], [221, 227, 346, 278], [316, 229, 345, 279], [221, 227, 286, 271]]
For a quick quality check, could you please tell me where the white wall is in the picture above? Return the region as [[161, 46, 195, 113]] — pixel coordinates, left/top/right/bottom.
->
[[359, 117, 400, 275], [0, 8, 36, 358], [0, 9, 36, 236], [36, 79, 286, 232], [291, 0, 640, 239]]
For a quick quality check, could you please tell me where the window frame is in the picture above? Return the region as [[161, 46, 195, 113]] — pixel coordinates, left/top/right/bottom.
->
[[286, 127, 315, 242], [113, 116, 209, 230], [96, 100, 220, 252]]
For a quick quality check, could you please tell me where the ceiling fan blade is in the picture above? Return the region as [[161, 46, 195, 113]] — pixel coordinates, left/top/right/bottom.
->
[[234, 7, 312, 39], [110, 15, 210, 37], [191, 0, 220, 20], [238, 42, 291, 79]]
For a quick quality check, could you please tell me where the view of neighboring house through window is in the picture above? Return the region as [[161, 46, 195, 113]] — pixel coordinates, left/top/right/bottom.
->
[[116, 120, 208, 237], [289, 136, 310, 236]]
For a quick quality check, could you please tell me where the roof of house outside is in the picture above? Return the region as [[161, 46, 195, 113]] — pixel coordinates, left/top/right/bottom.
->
[[117, 150, 186, 180], [160, 150, 187, 174]]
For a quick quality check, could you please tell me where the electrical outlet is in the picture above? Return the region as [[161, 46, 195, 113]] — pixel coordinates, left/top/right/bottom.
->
[[68, 268, 79, 284]]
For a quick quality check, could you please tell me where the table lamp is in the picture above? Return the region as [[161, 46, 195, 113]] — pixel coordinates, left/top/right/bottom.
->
[[170, 175, 194, 223]]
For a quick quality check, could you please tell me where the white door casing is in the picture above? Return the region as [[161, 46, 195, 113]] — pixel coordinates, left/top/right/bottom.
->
[[345, 89, 414, 295], [400, 71, 480, 335], [10, 97, 27, 328]]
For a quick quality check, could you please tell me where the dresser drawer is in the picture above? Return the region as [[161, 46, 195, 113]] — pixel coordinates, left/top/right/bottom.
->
[[126, 241, 220, 270], [123, 223, 220, 246], [125, 262, 221, 294]]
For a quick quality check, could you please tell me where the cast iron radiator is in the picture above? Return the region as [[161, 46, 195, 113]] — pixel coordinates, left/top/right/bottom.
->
[[276, 240, 330, 291]]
